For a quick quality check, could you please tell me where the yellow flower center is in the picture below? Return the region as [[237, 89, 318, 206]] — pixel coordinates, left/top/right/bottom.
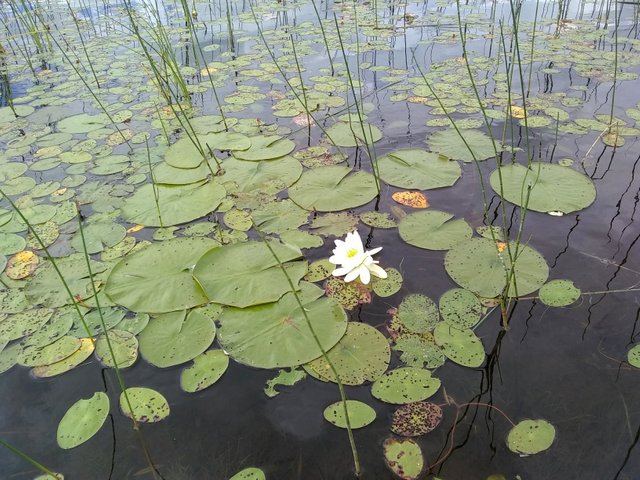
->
[[346, 248, 359, 258]]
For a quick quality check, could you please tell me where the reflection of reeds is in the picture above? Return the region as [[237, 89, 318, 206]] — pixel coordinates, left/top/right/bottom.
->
[[0, 439, 61, 480]]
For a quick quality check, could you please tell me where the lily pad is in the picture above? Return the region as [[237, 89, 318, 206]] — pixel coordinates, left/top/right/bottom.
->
[[489, 162, 596, 214], [372, 268, 403, 297], [434, 322, 485, 368], [393, 335, 445, 369], [71, 222, 126, 254], [251, 199, 310, 235], [18, 336, 81, 367], [399, 211, 472, 250], [288, 166, 378, 212], [0, 342, 22, 375], [0, 308, 53, 341], [439, 288, 483, 328], [105, 237, 217, 313], [393, 294, 440, 334], [193, 240, 306, 308], [538, 279, 581, 307], [359, 211, 397, 229], [32, 338, 95, 377], [383, 437, 424, 480], [120, 387, 170, 423], [506, 419, 556, 455], [217, 282, 347, 368], [264, 368, 307, 397], [325, 121, 383, 147], [229, 468, 266, 480], [57, 392, 110, 449], [180, 349, 229, 393], [95, 329, 138, 368], [391, 402, 443, 437], [139, 310, 216, 368], [5, 250, 39, 279], [378, 149, 461, 189], [304, 322, 390, 385], [323, 400, 376, 429], [221, 155, 302, 192], [428, 128, 498, 162], [627, 345, 640, 368], [324, 277, 372, 310], [232, 135, 295, 161], [371, 367, 441, 404]]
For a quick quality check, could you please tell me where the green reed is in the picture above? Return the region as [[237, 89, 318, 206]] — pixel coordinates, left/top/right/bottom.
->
[[0, 439, 61, 479]]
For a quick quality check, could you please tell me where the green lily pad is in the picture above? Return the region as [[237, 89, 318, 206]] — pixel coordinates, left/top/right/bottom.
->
[[383, 437, 424, 480], [0, 308, 53, 341], [399, 210, 472, 250], [372, 268, 403, 297], [251, 199, 310, 235], [434, 322, 485, 367], [165, 132, 251, 169], [193, 240, 306, 308], [310, 212, 359, 237], [121, 180, 226, 227], [428, 128, 498, 162], [324, 277, 372, 310], [0, 289, 29, 314], [120, 387, 170, 423], [221, 155, 302, 192], [95, 329, 138, 368], [394, 294, 440, 334], [325, 121, 382, 147], [139, 310, 216, 368], [359, 211, 397, 229], [180, 349, 229, 393], [304, 259, 334, 282], [115, 313, 150, 336], [538, 280, 581, 307], [439, 288, 483, 328], [627, 344, 640, 368], [323, 400, 376, 429], [57, 113, 110, 133], [105, 237, 217, 313], [393, 334, 445, 369], [229, 468, 266, 480], [0, 233, 26, 255], [32, 338, 95, 377], [217, 282, 347, 368], [288, 166, 378, 212], [232, 135, 295, 161], [71, 222, 126, 254], [264, 368, 307, 397], [506, 419, 556, 455], [57, 392, 110, 449], [378, 149, 461, 189], [444, 238, 549, 298], [371, 367, 441, 404], [18, 336, 81, 367], [304, 322, 390, 385], [0, 342, 22, 375], [489, 162, 596, 214]]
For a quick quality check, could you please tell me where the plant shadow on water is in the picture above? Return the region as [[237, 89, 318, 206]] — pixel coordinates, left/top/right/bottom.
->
[[0, 0, 640, 478]]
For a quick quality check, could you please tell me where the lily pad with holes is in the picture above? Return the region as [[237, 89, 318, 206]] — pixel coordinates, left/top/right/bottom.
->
[[434, 322, 485, 368], [383, 437, 424, 480], [120, 387, 170, 423], [391, 402, 443, 437], [304, 322, 390, 385], [264, 368, 307, 397], [445, 238, 549, 298], [57, 392, 110, 449], [217, 282, 347, 369], [394, 294, 440, 334], [378, 149, 461, 190], [506, 419, 556, 455], [539, 280, 581, 307], [371, 367, 441, 404], [193, 240, 306, 308], [399, 211, 472, 250], [489, 162, 596, 214], [105, 237, 217, 313], [139, 310, 216, 368], [439, 288, 483, 328], [323, 400, 376, 429], [180, 349, 229, 393], [288, 166, 379, 212], [428, 128, 498, 162], [95, 330, 138, 368], [229, 468, 266, 480]]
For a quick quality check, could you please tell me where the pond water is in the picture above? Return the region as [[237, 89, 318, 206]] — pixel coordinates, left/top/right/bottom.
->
[[1, 0, 640, 479]]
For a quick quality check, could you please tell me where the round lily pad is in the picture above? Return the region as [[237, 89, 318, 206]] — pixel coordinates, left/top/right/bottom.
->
[[95, 329, 138, 368], [489, 162, 596, 214], [439, 288, 483, 328], [105, 237, 217, 313], [139, 310, 216, 368], [217, 283, 347, 368], [288, 166, 379, 212], [304, 322, 390, 385], [428, 128, 498, 162], [0, 308, 53, 341], [399, 210, 472, 250], [71, 222, 126, 254], [394, 294, 440, 334], [120, 387, 170, 423], [0, 233, 26, 256], [304, 259, 334, 282], [180, 349, 229, 393], [325, 121, 382, 147], [393, 335, 445, 369], [221, 155, 302, 192], [5, 250, 39, 279], [232, 135, 295, 161], [372, 268, 403, 297], [538, 280, 581, 307], [32, 338, 95, 378], [627, 344, 640, 368], [383, 437, 424, 480], [323, 400, 376, 429], [371, 367, 441, 404], [377, 149, 461, 190], [506, 419, 556, 455], [391, 401, 443, 437], [324, 277, 372, 310], [57, 392, 110, 449], [359, 211, 397, 229], [18, 336, 81, 367], [434, 322, 485, 368], [444, 238, 549, 298]]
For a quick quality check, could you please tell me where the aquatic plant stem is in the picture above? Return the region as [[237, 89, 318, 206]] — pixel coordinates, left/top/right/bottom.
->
[[251, 222, 361, 477], [0, 439, 61, 479]]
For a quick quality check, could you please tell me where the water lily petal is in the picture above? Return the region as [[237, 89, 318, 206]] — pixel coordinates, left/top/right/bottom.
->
[[367, 262, 388, 279]]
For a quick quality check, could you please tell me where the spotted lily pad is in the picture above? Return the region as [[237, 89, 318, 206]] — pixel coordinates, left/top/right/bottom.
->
[[383, 437, 424, 480], [57, 392, 110, 449], [360, 211, 397, 229], [627, 344, 640, 368], [0, 308, 53, 341], [391, 402, 443, 437], [180, 349, 229, 393], [0, 342, 22, 375], [324, 277, 372, 310], [304, 322, 390, 385], [538, 280, 581, 307], [439, 288, 483, 328], [32, 338, 95, 378], [393, 335, 445, 369], [18, 336, 81, 367], [372, 268, 403, 297], [221, 155, 302, 192], [5, 250, 39, 279], [399, 211, 472, 250], [506, 419, 556, 455], [264, 368, 307, 397], [71, 222, 127, 254], [434, 322, 485, 368], [371, 367, 441, 404], [95, 329, 138, 368], [323, 400, 376, 429], [120, 387, 170, 423], [229, 468, 266, 480], [394, 294, 440, 334]]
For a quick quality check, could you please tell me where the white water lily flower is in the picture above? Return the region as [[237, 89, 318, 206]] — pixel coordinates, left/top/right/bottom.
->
[[329, 230, 387, 285]]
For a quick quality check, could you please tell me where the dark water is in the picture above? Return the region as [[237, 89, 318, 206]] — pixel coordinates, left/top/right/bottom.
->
[[1, 0, 640, 478]]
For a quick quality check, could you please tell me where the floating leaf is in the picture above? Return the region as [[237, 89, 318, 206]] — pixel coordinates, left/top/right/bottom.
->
[[359, 211, 397, 229], [383, 437, 424, 480], [372, 268, 403, 297], [180, 349, 229, 393], [393, 335, 445, 369], [378, 149, 461, 189], [95, 330, 138, 368], [120, 387, 170, 423], [71, 222, 126, 254], [372, 367, 441, 404], [506, 419, 556, 455], [232, 135, 295, 161], [324, 277, 372, 310], [57, 392, 110, 449], [538, 280, 581, 307], [32, 338, 95, 377], [304, 322, 390, 385], [391, 402, 443, 437], [391, 191, 428, 209], [0, 308, 53, 341], [325, 121, 382, 147], [399, 211, 472, 250], [428, 128, 498, 162], [264, 368, 307, 398], [165, 132, 251, 168], [18, 336, 81, 367], [229, 468, 266, 480], [627, 345, 640, 368], [434, 322, 485, 368], [394, 294, 440, 334], [5, 250, 39, 279], [0, 233, 26, 256], [439, 288, 483, 328], [304, 259, 334, 282], [323, 400, 376, 429], [0, 342, 22, 375], [310, 212, 359, 237], [221, 155, 302, 192]]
